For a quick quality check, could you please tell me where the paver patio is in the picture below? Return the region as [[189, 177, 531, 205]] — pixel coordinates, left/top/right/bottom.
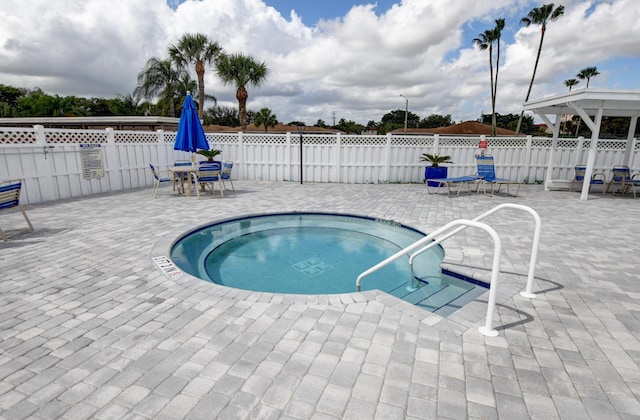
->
[[1, 180, 639, 419]]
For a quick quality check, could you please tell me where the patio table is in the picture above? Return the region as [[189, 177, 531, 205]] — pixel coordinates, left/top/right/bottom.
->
[[168, 165, 198, 196]]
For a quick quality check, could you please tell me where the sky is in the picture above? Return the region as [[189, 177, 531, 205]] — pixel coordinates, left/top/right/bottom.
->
[[1, 0, 639, 125]]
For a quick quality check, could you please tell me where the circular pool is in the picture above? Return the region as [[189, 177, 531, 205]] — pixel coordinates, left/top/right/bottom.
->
[[170, 212, 444, 294]]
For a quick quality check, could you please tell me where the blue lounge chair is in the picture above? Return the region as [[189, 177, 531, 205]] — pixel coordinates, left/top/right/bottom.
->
[[0, 179, 34, 241], [427, 175, 481, 197], [569, 165, 605, 193], [476, 156, 521, 196]]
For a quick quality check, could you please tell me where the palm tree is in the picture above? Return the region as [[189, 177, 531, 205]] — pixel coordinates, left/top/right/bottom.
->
[[473, 22, 501, 136], [253, 107, 278, 132], [169, 33, 222, 119], [515, 3, 565, 135], [216, 53, 269, 130], [493, 18, 505, 135], [576, 66, 600, 88], [564, 78, 580, 91], [133, 57, 186, 117]]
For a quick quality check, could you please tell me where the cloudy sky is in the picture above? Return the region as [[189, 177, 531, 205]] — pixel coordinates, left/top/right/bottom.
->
[[1, 0, 639, 125]]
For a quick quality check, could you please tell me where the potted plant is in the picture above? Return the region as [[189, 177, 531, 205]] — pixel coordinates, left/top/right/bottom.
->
[[196, 149, 222, 163], [420, 153, 453, 187]]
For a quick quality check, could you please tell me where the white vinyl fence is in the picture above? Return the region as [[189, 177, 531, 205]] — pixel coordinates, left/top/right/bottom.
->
[[1, 125, 638, 205]]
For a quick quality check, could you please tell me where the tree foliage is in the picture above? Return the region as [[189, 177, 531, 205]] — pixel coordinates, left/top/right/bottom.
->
[[419, 114, 453, 128], [215, 53, 268, 129], [169, 33, 222, 119], [253, 107, 278, 132]]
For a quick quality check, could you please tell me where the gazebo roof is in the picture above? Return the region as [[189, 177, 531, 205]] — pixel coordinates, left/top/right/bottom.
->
[[523, 88, 640, 118]]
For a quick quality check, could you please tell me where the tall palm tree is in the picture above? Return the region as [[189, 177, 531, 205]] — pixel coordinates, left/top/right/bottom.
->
[[133, 57, 186, 117], [473, 24, 501, 136], [576, 66, 600, 88], [215, 53, 269, 129], [564, 78, 580, 91], [169, 33, 222, 119], [492, 18, 505, 134], [254, 107, 278, 132], [515, 3, 565, 135]]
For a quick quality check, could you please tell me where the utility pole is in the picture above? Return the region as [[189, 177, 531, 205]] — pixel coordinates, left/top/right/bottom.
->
[[399, 94, 408, 134], [331, 111, 336, 126]]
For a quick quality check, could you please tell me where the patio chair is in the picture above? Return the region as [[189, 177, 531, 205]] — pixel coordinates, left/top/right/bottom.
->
[[604, 166, 631, 195], [476, 155, 521, 196], [149, 164, 173, 198], [0, 179, 34, 242], [173, 160, 193, 194], [625, 174, 640, 198], [196, 162, 224, 198], [426, 175, 481, 197], [569, 165, 606, 193], [221, 161, 235, 193]]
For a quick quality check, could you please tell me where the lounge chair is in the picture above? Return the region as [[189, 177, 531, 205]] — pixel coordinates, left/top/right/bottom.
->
[[149, 164, 173, 198], [604, 166, 631, 195], [221, 161, 235, 193], [569, 165, 606, 193], [196, 162, 224, 198], [476, 155, 521, 196], [0, 179, 34, 241], [426, 175, 481, 197]]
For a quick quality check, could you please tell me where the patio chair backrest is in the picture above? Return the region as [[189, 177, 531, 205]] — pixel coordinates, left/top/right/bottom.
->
[[198, 162, 221, 181], [574, 165, 587, 181], [149, 164, 161, 181], [222, 161, 233, 179], [0, 179, 34, 241], [477, 156, 497, 179], [611, 166, 630, 182], [0, 180, 22, 211]]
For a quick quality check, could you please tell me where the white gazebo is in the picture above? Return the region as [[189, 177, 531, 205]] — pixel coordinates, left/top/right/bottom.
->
[[523, 89, 640, 200]]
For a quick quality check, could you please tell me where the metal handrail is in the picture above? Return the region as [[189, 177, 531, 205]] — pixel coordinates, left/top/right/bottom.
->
[[355, 203, 542, 337], [408, 203, 541, 298], [356, 219, 502, 336]]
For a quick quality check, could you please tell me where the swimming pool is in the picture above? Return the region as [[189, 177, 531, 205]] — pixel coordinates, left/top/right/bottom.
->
[[172, 212, 441, 292], [170, 213, 486, 313]]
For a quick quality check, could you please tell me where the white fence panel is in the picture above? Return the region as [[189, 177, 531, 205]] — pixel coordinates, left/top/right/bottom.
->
[[1, 125, 638, 205]]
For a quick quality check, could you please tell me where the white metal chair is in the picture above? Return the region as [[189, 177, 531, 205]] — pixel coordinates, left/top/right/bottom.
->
[[0, 179, 34, 241], [149, 164, 173, 198], [196, 162, 224, 198], [569, 165, 606, 193]]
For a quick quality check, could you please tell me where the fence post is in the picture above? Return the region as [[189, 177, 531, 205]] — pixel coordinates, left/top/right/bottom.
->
[[523, 135, 532, 183], [157, 129, 169, 167], [238, 131, 244, 180], [433, 134, 440, 154], [285, 132, 291, 182], [385, 133, 392, 183], [335, 133, 342, 183], [34, 124, 55, 202], [104, 128, 121, 191]]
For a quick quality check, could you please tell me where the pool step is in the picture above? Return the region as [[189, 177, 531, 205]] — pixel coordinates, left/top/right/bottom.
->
[[389, 277, 486, 315]]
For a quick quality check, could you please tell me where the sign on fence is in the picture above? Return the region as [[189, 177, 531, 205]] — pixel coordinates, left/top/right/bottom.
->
[[80, 143, 104, 180]]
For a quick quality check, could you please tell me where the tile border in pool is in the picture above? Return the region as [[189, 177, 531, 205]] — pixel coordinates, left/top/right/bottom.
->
[[150, 209, 523, 335]]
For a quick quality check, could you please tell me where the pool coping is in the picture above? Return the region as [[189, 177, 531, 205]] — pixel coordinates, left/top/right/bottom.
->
[[150, 209, 528, 336]]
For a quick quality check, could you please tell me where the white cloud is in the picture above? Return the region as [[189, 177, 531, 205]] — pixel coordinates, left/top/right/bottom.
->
[[0, 0, 638, 124]]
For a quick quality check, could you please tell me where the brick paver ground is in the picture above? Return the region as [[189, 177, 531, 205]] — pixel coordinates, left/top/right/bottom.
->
[[1, 180, 639, 419]]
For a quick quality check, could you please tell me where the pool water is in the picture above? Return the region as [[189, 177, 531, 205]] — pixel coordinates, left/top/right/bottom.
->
[[170, 213, 486, 314]]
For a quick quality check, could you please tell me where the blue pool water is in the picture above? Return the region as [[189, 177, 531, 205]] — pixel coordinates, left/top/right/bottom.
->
[[170, 213, 486, 313]]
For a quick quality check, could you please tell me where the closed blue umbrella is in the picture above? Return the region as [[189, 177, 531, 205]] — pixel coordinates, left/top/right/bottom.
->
[[174, 93, 209, 154]]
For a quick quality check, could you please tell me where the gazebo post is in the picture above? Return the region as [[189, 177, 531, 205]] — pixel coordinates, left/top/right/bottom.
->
[[569, 104, 603, 200], [623, 116, 638, 167], [534, 112, 559, 191]]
